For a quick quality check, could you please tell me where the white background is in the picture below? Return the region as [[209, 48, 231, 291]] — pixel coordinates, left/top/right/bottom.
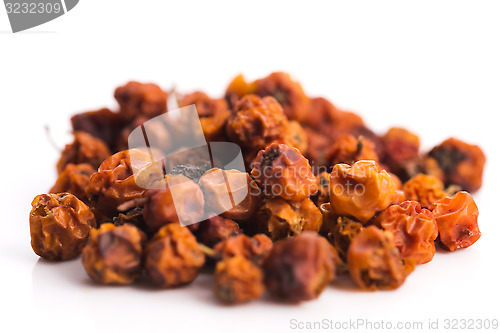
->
[[1, 1, 499, 332]]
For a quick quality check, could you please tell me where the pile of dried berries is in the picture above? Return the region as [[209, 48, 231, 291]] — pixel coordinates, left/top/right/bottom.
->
[[30, 72, 485, 304]]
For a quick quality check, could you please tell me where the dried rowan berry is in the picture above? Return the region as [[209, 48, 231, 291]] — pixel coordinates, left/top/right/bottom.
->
[[226, 95, 289, 151], [180, 91, 229, 118], [195, 215, 241, 247], [305, 97, 341, 131], [82, 223, 146, 284], [213, 234, 273, 265], [393, 190, 405, 205], [71, 108, 127, 153], [224, 74, 258, 109], [144, 188, 179, 230], [251, 143, 318, 201], [335, 111, 369, 135], [280, 120, 308, 154], [382, 127, 420, 160], [168, 174, 206, 222], [304, 98, 384, 167], [352, 127, 384, 158], [326, 215, 364, 262], [114, 81, 168, 122], [115, 112, 176, 153], [30, 193, 96, 261], [306, 97, 365, 136], [403, 173, 447, 208], [254, 72, 311, 121], [214, 256, 265, 304], [326, 134, 379, 166], [381, 127, 420, 179], [225, 177, 261, 222], [421, 156, 445, 183], [86, 150, 154, 221], [392, 159, 423, 183], [428, 138, 486, 192], [144, 223, 205, 288], [388, 172, 403, 190], [200, 109, 231, 143], [329, 160, 398, 223], [263, 232, 337, 302], [304, 127, 331, 168], [307, 97, 383, 156], [50, 163, 96, 203], [199, 168, 246, 210], [256, 198, 322, 241], [431, 191, 481, 252], [347, 226, 415, 290], [373, 201, 438, 264], [199, 168, 260, 221], [113, 121, 140, 153], [57, 131, 111, 174], [143, 174, 205, 231]]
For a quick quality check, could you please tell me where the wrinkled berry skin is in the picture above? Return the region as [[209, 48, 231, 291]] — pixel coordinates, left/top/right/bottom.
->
[[50, 163, 96, 203], [403, 173, 447, 209], [263, 232, 337, 302], [304, 97, 384, 165], [180, 91, 229, 118], [256, 198, 322, 241], [71, 108, 126, 153], [329, 160, 397, 223], [431, 191, 481, 252], [428, 138, 485, 193], [224, 72, 310, 122], [306, 97, 365, 138], [226, 94, 288, 149], [347, 226, 415, 290], [143, 188, 178, 231], [199, 168, 260, 222], [200, 109, 231, 143], [324, 214, 364, 262], [30, 193, 96, 261], [304, 127, 330, 167], [214, 234, 273, 265], [86, 150, 152, 222], [57, 131, 111, 174], [254, 72, 311, 122], [195, 215, 241, 247], [381, 127, 420, 180], [281, 120, 308, 154], [214, 256, 265, 304], [144, 224, 205, 288], [143, 174, 205, 231], [373, 201, 438, 264], [114, 81, 168, 122], [326, 134, 379, 166], [251, 143, 318, 201], [82, 223, 146, 284]]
